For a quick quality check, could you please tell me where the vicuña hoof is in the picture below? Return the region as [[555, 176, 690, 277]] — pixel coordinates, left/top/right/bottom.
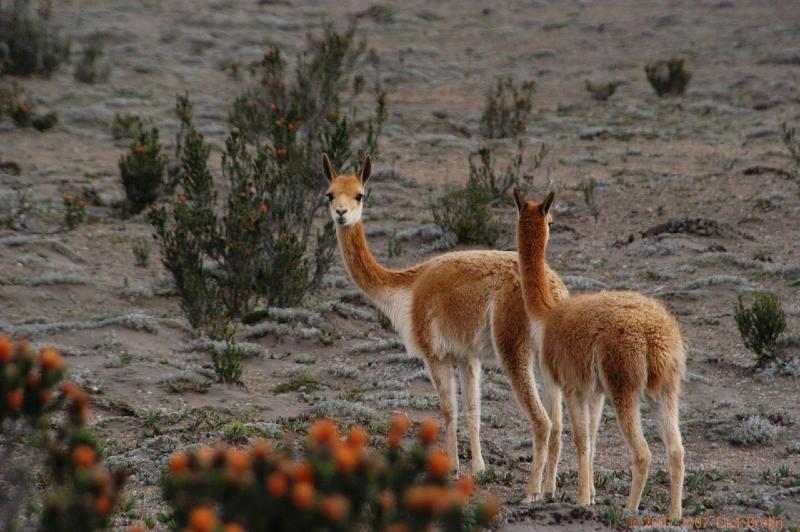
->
[[522, 493, 542, 504]]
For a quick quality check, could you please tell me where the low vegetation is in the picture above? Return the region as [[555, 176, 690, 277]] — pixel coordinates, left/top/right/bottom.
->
[[734, 292, 787, 363], [119, 127, 168, 213], [479, 76, 535, 139], [781, 122, 800, 183], [645, 57, 691, 96], [0, 0, 70, 77]]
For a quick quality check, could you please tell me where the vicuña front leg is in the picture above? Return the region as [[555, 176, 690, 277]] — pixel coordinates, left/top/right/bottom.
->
[[461, 358, 486, 474], [564, 391, 592, 506], [427, 356, 459, 473]]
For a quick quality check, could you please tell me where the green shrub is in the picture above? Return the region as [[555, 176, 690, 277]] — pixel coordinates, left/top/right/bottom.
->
[[0, 0, 69, 77], [119, 127, 167, 213], [645, 57, 691, 97], [111, 113, 145, 141], [131, 237, 150, 267], [73, 36, 110, 84], [432, 177, 498, 246], [585, 80, 620, 101], [468, 140, 546, 202], [211, 338, 244, 385], [780, 122, 799, 182], [734, 292, 787, 362], [32, 110, 57, 131], [479, 76, 535, 139], [0, 81, 58, 131], [61, 192, 87, 230]]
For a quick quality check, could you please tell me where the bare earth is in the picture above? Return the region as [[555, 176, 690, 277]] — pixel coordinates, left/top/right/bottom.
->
[[1, 0, 800, 530]]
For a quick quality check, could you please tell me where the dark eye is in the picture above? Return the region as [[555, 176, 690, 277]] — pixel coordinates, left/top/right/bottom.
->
[[355, 193, 364, 202], [326, 192, 334, 201]]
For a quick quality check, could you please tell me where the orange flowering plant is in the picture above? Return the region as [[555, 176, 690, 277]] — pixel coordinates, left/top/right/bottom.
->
[[119, 127, 168, 213], [0, 337, 65, 423], [162, 416, 500, 531]]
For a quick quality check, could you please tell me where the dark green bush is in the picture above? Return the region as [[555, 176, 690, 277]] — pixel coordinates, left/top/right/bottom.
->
[[119, 128, 167, 213], [734, 292, 787, 362], [479, 76, 535, 139], [73, 36, 110, 84], [585, 80, 620, 101], [211, 338, 244, 385], [432, 177, 498, 247], [0, 0, 69, 77], [645, 57, 691, 97], [61, 192, 86, 230]]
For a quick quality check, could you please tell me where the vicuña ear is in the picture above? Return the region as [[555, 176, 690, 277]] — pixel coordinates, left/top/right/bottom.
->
[[540, 191, 555, 216], [322, 153, 336, 182], [359, 154, 372, 184], [513, 187, 527, 213]]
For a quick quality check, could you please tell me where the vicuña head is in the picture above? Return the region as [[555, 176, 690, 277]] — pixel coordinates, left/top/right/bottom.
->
[[323, 153, 370, 227]]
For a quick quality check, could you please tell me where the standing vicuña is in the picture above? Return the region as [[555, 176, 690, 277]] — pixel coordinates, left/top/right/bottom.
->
[[513, 189, 686, 520], [323, 154, 568, 500]]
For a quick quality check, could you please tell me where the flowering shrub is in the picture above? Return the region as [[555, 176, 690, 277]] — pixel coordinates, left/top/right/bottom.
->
[[0, 337, 65, 424], [62, 193, 87, 230], [0, 337, 126, 531], [0, 81, 58, 131], [161, 415, 500, 531], [479, 77, 535, 139], [120, 128, 168, 213]]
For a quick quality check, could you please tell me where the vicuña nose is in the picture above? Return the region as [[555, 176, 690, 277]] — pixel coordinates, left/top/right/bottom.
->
[[336, 208, 347, 216]]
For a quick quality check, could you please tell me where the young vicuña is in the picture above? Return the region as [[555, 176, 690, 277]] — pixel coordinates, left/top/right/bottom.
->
[[323, 154, 568, 500], [513, 188, 686, 519]]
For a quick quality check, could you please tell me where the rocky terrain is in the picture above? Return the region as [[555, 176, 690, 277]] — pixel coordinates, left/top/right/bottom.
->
[[1, 0, 799, 529]]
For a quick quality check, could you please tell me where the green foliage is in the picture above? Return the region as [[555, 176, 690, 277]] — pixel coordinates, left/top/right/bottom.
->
[[73, 36, 110, 84], [0, 0, 69, 77], [212, 338, 244, 385], [585, 80, 620, 101], [131, 237, 150, 267], [432, 177, 498, 246], [734, 292, 786, 362], [111, 113, 145, 141], [61, 193, 87, 230], [479, 76, 535, 139], [645, 57, 691, 97], [579, 177, 599, 221], [119, 128, 167, 213], [32, 110, 57, 131], [0, 339, 64, 424], [468, 140, 546, 202], [0, 82, 57, 130], [780, 122, 799, 182]]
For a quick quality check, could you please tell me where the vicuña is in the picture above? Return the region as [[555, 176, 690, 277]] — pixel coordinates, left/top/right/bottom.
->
[[323, 154, 568, 500], [514, 188, 686, 519]]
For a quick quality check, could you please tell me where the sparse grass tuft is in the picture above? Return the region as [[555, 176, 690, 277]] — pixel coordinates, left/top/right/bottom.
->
[[728, 415, 781, 447], [73, 35, 110, 84], [273, 373, 319, 394], [132, 237, 150, 267], [734, 292, 786, 363], [780, 122, 800, 183], [211, 338, 244, 384], [645, 57, 691, 97], [585, 80, 620, 101], [0, 0, 70, 77], [222, 420, 251, 444], [480, 76, 535, 138]]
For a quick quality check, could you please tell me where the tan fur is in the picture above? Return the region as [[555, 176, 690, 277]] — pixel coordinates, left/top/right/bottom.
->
[[515, 192, 686, 520], [324, 155, 568, 499]]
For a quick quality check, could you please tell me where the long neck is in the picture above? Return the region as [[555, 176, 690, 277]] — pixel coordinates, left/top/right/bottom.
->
[[517, 221, 556, 319], [336, 221, 414, 300]]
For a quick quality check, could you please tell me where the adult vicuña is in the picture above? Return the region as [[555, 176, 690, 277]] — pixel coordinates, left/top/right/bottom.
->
[[323, 154, 568, 500], [513, 189, 686, 520]]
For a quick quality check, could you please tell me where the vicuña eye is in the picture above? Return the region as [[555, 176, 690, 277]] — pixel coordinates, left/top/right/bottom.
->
[[326, 192, 334, 201], [355, 193, 364, 202]]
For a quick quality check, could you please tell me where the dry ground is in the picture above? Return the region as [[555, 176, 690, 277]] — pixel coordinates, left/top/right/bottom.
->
[[1, 0, 800, 530]]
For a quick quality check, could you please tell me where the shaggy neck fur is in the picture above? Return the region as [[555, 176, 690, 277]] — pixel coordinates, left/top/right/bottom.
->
[[336, 221, 416, 302], [517, 215, 556, 319]]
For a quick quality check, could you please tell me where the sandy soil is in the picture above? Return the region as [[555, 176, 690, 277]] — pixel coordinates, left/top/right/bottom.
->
[[1, 0, 800, 529]]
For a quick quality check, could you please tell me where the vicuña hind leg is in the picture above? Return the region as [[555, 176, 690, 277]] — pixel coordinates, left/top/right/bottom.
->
[[504, 357, 550, 502], [655, 390, 684, 520], [564, 391, 592, 506], [588, 392, 605, 504], [612, 394, 651, 513], [540, 369, 562, 497], [461, 358, 486, 473], [427, 356, 459, 472]]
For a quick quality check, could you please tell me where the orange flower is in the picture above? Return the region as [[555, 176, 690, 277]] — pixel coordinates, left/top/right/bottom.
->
[[418, 418, 438, 445], [195, 446, 215, 468], [6, 389, 23, 410], [148, 203, 157, 213], [287, 122, 294, 131], [0, 336, 12, 362], [455, 475, 475, 499], [431, 488, 462, 515], [377, 491, 395, 512], [347, 425, 368, 449], [25, 372, 39, 387], [189, 506, 217, 532], [133, 146, 145, 154], [426, 448, 449, 479], [94, 494, 110, 515], [73, 445, 97, 468], [128, 524, 146, 532], [403, 485, 427, 512], [40, 347, 64, 372], [40, 388, 53, 405], [266, 471, 288, 497], [250, 439, 271, 461], [18, 103, 29, 113], [333, 444, 359, 474], [259, 203, 268, 214], [226, 448, 251, 476], [319, 494, 350, 523], [222, 525, 245, 532], [169, 244, 177, 254], [479, 495, 501, 521], [291, 481, 315, 510], [386, 430, 402, 449], [178, 195, 186, 204], [169, 452, 189, 474], [270, 103, 278, 112], [275, 147, 286, 157], [308, 418, 338, 446], [390, 413, 409, 434], [291, 461, 313, 483]]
